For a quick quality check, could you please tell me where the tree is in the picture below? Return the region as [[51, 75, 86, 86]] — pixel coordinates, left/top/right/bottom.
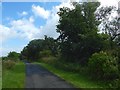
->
[[96, 6, 120, 46], [43, 35, 58, 56], [20, 46, 29, 60], [22, 39, 44, 60], [8, 51, 20, 61], [96, 6, 120, 73], [56, 2, 105, 65], [21, 36, 58, 61]]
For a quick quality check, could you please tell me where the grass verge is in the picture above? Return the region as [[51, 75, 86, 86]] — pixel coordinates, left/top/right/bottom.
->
[[36, 62, 107, 89], [2, 61, 25, 88]]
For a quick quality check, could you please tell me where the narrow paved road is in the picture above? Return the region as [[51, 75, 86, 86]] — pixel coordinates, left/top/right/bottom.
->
[[25, 62, 75, 88]]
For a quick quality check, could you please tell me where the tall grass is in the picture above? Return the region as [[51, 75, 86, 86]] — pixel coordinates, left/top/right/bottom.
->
[[2, 61, 25, 88]]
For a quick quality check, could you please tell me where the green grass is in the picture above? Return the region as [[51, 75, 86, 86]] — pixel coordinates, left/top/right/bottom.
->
[[2, 61, 25, 88], [36, 62, 108, 89]]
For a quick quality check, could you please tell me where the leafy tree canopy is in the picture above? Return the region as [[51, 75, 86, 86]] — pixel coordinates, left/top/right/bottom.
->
[[56, 2, 107, 65]]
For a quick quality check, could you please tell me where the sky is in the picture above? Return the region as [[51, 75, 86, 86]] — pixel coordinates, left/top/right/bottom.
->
[[0, 0, 119, 57]]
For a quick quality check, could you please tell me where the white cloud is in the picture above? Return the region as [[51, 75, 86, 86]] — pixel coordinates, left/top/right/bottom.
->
[[17, 11, 28, 17], [10, 18, 41, 40], [55, 1, 74, 11], [22, 11, 28, 16], [29, 16, 34, 23], [40, 13, 60, 39], [0, 24, 16, 41], [19, 11, 28, 16], [1, 16, 41, 43], [0, 46, 24, 57], [99, 0, 119, 7], [32, 4, 50, 19], [0, 17, 40, 56], [36, 1, 74, 39], [29, 2, 74, 39]]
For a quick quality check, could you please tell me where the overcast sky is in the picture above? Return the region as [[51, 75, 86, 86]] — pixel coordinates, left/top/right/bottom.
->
[[0, 0, 119, 56]]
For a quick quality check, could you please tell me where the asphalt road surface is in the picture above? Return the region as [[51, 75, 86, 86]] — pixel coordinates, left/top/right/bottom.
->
[[25, 62, 75, 88]]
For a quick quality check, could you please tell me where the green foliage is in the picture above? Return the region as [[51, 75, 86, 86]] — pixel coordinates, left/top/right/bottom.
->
[[40, 56, 57, 64], [2, 52, 20, 70], [99, 33, 111, 50], [2, 56, 8, 61], [21, 36, 58, 61], [54, 60, 87, 74], [56, 2, 107, 65], [7, 51, 20, 61], [19, 2, 119, 87], [88, 51, 119, 81], [39, 50, 52, 58], [2, 62, 25, 88], [3, 60, 15, 70], [39, 63, 108, 88]]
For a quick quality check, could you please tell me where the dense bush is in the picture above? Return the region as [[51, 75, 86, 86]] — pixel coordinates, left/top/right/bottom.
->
[[39, 50, 52, 58], [88, 51, 119, 81], [53, 58, 87, 74], [3, 60, 15, 70], [40, 56, 57, 64], [7, 52, 20, 62], [21, 36, 58, 61]]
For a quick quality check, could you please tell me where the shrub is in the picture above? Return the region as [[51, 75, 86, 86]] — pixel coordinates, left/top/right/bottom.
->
[[53, 58, 87, 74], [3, 60, 15, 70], [88, 51, 119, 81], [39, 50, 52, 58], [40, 56, 57, 64]]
